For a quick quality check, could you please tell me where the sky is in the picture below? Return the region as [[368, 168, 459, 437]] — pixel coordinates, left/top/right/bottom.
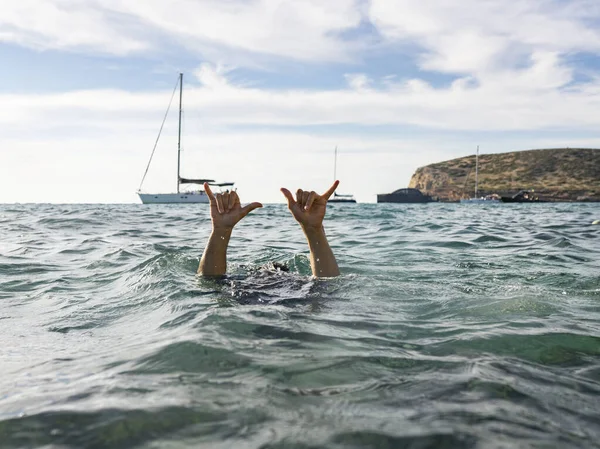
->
[[2, 0, 600, 204]]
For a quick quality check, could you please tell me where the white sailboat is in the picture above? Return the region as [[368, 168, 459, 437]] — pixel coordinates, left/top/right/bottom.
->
[[137, 73, 233, 204], [460, 146, 500, 204], [328, 146, 357, 204]]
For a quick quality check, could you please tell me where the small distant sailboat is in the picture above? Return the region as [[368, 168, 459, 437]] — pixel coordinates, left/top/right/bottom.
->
[[328, 146, 357, 204], [137, 73, 234, 204], [460, 145, 500, 204]]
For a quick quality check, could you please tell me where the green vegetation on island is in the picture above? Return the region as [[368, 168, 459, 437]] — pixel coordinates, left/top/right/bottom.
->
[[409, 148, 600, 202]]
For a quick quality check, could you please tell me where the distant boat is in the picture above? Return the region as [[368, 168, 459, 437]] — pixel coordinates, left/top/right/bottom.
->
[[137, 73, 233, 204], [460, 145, 500, 204], [377, 188, 436, 203], [328, 146, 356, 204], [501, 190, 545, 203]]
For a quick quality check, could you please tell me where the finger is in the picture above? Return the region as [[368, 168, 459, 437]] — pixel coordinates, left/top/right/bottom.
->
[[240, 202, 263, 219], [296, 189, 304, 207], [305, 191, 317, 211], [302, 191, 310, 209], [281, 188, 296, 208], [204, 182, 216, 204], [216, 193, 225, 214], [322, 180, 340, 200], [230, 191, 240, 209], [222, 192, 231, 212]]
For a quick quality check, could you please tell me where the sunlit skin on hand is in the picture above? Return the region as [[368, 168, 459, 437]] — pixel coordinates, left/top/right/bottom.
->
[[198, 183, 262, 276], [205, 182, 262, 231], [280, 180, 339, 231], [280, 180, 340, 277]]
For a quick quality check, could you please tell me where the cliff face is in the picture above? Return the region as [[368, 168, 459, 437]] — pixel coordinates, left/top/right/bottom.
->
[[408, 148, 600, 202]]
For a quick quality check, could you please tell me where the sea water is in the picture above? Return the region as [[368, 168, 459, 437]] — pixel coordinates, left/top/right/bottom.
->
[[1, 203, 599, 448]]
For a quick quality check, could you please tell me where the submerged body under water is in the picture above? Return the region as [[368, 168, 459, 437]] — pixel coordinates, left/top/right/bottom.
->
[[1, 203, 599, 448]]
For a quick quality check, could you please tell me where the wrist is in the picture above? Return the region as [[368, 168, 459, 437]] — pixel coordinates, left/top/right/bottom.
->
[[301, 224, 325, 236], [211, 227, 233, 238]]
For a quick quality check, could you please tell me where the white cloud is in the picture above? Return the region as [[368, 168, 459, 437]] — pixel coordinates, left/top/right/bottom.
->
[[0, 0, 149, 54], [0, 0, 362, 63], [369, 0, 600, 75], [3, 62, 600, 133], [345, 73, 372, 91], [3, 0, 600, 72]]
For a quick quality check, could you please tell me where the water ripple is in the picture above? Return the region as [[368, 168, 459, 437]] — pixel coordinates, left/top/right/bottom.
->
[[1, 202, 600, 448]]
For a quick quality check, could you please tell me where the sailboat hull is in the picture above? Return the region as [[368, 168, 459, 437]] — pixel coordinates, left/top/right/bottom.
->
[[460, 198, 500, 204], [138, 192, 209, 204], [328, 198, 357, 203]]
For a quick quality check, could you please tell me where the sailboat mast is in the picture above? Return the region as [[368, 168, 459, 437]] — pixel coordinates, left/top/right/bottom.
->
[[177, 73, 183, 193], [333, 146, 338, 181], [475, 145, 479, 197]]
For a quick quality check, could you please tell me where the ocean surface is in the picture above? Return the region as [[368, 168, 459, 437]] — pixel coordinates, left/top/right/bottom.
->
[[1, 202, 599, 449]]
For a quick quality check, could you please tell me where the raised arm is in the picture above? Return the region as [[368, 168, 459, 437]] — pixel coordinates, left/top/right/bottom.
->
[[198, 183, 262, 276], [280, 180, 340, 278]]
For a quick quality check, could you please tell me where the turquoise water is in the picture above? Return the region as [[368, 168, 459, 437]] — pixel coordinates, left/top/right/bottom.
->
[[1, 203, 599, 448]]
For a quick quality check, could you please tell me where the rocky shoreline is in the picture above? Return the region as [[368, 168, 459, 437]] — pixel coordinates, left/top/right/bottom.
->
[[409, 148, 600, 202]]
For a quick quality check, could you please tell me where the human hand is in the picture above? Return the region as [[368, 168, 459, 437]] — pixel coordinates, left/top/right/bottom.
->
[[205, 182, 262, 230], [280, 180, 339, 231]]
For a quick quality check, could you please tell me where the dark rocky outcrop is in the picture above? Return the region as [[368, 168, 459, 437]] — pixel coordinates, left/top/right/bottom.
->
[[409, 148, 600, 202]]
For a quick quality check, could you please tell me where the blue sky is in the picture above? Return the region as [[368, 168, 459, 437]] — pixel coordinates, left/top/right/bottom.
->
[[2, 0, 600, 203]]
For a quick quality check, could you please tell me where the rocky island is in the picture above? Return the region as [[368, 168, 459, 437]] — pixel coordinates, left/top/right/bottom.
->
[[409, 148, 600, 202]]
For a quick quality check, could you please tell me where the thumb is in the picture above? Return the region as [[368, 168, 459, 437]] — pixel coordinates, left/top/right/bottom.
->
[[240, 202, 263, 218], [280, 188, 295, 208], [204, 182, 216, 204]]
